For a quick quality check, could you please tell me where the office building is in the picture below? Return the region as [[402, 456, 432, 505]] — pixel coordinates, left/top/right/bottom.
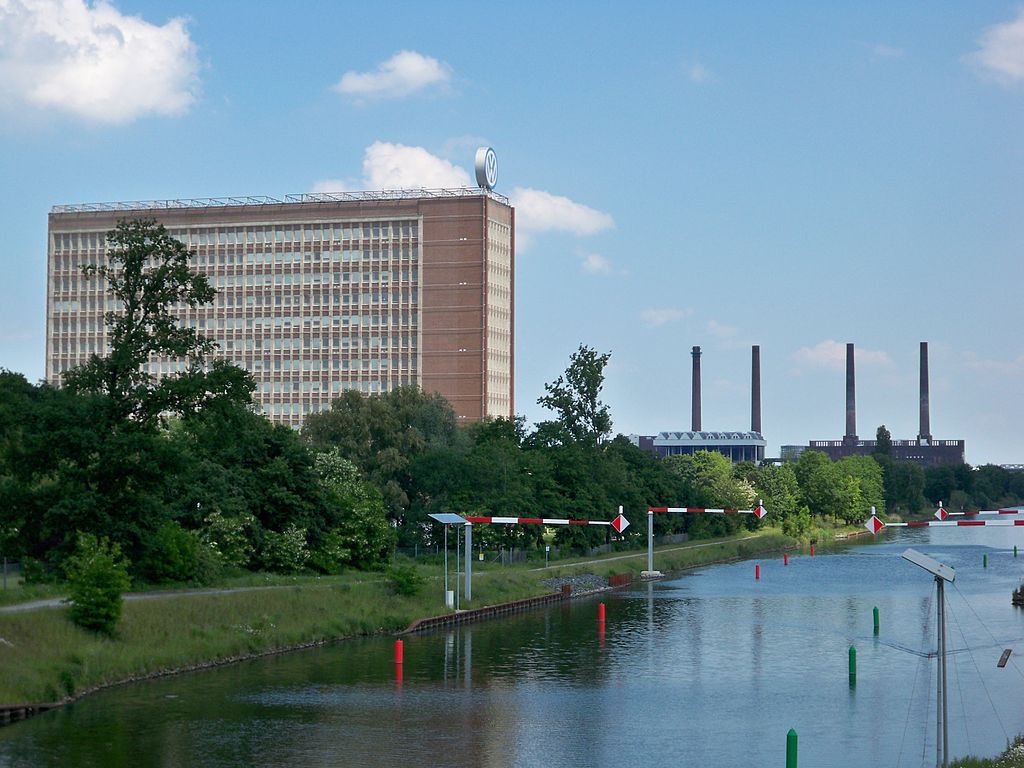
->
[[46, 187, 514, 427]]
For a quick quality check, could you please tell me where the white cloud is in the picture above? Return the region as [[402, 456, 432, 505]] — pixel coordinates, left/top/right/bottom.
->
[[313, 142, 471, 192], [310, 178, 354, 193], [641, 308, 691, 328], [707, 320, 738, 339], [510, 187, 614, 235], [311, 145, 615, 249], [970, 10, 1024, 82], [962, 351, 1024, 374], [792, 340, 892, 372], [688, 62, 710, 83], [870, 43, 905, 59], [0, 0, 198, 124], [334, 50, 451, 99], [581, 253, 612, 274]]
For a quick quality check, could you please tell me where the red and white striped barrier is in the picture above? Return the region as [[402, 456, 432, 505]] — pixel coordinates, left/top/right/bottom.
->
[[466, 514, 630, 533], [866, 503, 1024, 535], [934, 501, 1024, 520], [648, 501, 767, 520]]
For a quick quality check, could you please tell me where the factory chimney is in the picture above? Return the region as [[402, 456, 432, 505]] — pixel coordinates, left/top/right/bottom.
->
[[691, 346, 702, 432], [751, 345, 762, 434], [918, 341, 932, 443], [844, 342, 858, 443]]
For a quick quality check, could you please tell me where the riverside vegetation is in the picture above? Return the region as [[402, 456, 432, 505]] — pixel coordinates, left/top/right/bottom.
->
[[2, 221, 1022, 704], [0, 530, 795, 703]]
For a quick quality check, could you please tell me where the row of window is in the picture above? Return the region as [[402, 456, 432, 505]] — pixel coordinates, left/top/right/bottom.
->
[[50, 247, 420, 274], [52, 269, 420, 294], [52, 220, 421, 252], [205, 270, 418, 288]]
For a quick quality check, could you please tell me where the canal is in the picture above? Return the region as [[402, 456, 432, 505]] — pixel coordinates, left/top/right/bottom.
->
[[2, 526, 1023, 767]]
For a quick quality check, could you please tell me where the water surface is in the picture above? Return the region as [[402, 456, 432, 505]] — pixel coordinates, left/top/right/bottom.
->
[[2, 527, 1023, 767]]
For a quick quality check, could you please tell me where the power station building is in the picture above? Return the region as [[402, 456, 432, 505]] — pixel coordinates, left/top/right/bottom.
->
[[807, 342, 964, 466], [631, 345, 767, 463], [46, 181, 514, 427]]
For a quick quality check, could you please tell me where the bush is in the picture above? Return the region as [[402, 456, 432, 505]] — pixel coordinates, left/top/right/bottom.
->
[[260, 525, 309, 573], [139, 521, 198, 583], [781, 506, 813, 539], [199, 511, 255, 569], [308, 529, 351, 574], [21, 556, 54, 584], [64, 533, 131, 635], [386, 562, 424, 596]]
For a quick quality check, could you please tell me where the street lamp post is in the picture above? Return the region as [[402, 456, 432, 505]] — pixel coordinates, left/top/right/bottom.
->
[[902, 548, 955, 768]]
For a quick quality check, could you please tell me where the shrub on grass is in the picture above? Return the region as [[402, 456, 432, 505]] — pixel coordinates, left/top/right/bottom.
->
[[260, 524, 310, 573], [64, 533, 131, 635], [386, 562, 424, 596], [199, 511, 256, 569], [139, 521, 198, 583]]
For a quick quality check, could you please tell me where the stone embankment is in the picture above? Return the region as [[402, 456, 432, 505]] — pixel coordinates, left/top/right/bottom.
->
[[403, 573, 618, 634]]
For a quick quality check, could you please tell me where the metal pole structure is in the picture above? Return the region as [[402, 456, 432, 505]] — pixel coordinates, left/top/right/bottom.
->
[[444, 525, 449, 607], [456, 524, 461, 611], [935, 576, 942, 768], [647, 509, 654, 572], [938, 576, 949, 768], [464, 522, 472, 602]]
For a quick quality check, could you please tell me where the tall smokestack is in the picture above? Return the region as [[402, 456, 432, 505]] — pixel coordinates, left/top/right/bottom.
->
[[918, 341, 932, 442], [845, 342, 857, 442], [691, 346, 702, 432], [751, 345, 761, 434]]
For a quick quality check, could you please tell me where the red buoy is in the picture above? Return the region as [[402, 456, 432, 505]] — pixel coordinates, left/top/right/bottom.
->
[[395, 639, 404, 665], [784, 553, 789, 566], [810, 544, 815, 557], [598, 602, 606, 623], [755, 564, 761, 580]]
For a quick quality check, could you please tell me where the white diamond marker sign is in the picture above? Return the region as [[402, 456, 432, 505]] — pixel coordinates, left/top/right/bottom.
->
[[611, 514, 630, 534], [865, 515, 885, 535]]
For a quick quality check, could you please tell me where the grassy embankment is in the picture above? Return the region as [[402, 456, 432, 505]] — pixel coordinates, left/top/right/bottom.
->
[[0, 530, 794, 705], [951, 736, 1024, 767]]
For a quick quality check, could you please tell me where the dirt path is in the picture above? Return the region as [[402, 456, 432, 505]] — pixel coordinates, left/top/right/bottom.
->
[[527, 534, 762, 571], [0, 534, 768, 614], [0, 585, 287, 614]]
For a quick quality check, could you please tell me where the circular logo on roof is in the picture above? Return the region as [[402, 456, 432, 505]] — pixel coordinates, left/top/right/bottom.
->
[[475, 147, 497, 190]]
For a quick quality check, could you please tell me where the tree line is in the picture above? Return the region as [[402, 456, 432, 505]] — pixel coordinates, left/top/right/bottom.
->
[[1, 220, 1020, 584]]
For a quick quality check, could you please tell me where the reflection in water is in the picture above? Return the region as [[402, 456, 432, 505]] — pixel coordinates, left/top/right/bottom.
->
[[2, 527, 1024, 768]]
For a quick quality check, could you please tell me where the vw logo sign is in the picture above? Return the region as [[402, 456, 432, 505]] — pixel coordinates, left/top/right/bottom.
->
[[475, 147, 498, 190]]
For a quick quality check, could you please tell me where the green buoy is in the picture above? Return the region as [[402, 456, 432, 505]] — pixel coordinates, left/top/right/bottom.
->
[[786, 728, 798, 768]]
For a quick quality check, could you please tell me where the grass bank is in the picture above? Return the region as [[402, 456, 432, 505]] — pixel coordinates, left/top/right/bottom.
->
[[952, 736, 1024, 767], [0, 530, 792, 706]]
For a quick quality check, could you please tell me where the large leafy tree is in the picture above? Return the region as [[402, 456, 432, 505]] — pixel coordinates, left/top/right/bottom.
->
[[64, 218, 253, 424], [303, 385, 466, 542], [535, 344, 612, 447]]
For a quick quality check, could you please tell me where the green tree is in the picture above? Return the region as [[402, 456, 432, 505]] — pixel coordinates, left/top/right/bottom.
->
[[873, 425, 892, 459], [138, 521, 199, 583], [63, 218, 254, 425], [64, 533, 132, 635], [793, 450, 842, 520], [883, 462, 926, 515], [313, 449, 394, 570], [536, 344, 612, 446], [837, 455, 885, 520], [753, 463, 801, 530], [303, 386, 465, 538]]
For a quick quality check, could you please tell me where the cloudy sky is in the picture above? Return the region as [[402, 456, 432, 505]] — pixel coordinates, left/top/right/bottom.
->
[[1, 1, 1022, 464]]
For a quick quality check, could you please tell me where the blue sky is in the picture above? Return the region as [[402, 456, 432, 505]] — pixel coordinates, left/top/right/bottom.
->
[[1, 1, 1022, 464]]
